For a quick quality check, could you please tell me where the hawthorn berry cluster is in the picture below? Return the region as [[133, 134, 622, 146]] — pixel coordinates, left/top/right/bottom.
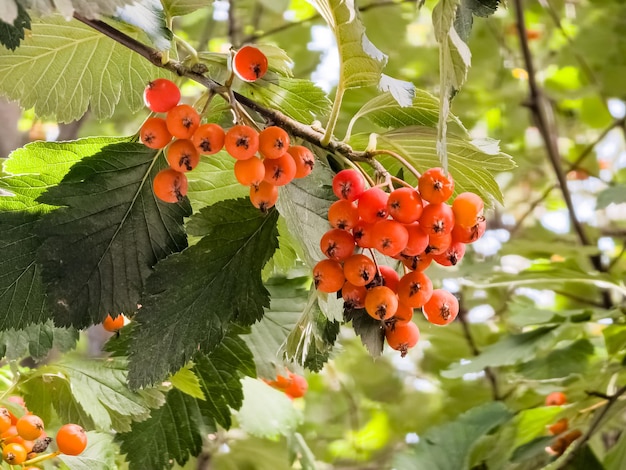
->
[[265, 371, 308, 399], [543, 392, 583, 457], [313, 168, 486, 356], [140, 77, 315, 211], [0, 397, 87, 466]]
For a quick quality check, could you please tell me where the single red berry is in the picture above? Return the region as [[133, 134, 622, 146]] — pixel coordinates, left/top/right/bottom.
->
[[385, 321, 419, 357], [357, 187, 389, 223], [422, 289, 459, 325], [259, 126, 290, 159], [332, 169, 365, 201], [418, 167, 454, 204], [233, 45, 269, 82], [387, 187, 423, 224], [144, 78, 181, 113]]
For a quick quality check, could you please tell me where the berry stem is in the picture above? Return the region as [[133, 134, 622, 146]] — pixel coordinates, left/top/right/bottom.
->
[[173, 34, 199, 62], [21, 451, 61, 466], [367, 149, 422, 182]]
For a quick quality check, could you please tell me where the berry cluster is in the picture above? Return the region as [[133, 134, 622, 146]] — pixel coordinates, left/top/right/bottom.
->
[[543, 392, 582, 457], [264, 371, 308, 399], [140, 78, 315, 211], [313, 168, 486, 356], [1, 397, 87, 466]]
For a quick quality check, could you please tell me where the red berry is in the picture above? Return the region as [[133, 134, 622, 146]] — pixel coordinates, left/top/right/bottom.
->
[[144, 78, 180, 113], [365, 286, 398, 320], [397, 271, 433, 308], [233, 45, 268, 82], [328, 200, 359, 230], [313, 259, 345, 293], [402, 223, 429, 256], [259, 126, 290, 159], [418, 167, 454, 204], [385, 321, 419, 357], [432, 241, 466, 266], [420, 203, 455, 236], [372, 219, 409, 257], [357, 187, 389, 223], [378, 265, 400, 292], [225, 125, 259, 160], [332, 169, 365, 201], [422, 289, 459, 325], [387, 187, 423, 224], [343, 254, 377, 287], [320, 229, 355, 261]]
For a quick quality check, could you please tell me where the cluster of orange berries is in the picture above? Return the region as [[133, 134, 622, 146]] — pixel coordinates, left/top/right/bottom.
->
[[313, 168, 486, 356], [264, 371, 308, 399], [543, 392, 582, 457], [140, 78, 315, 211], [0, 396, 87, 466]]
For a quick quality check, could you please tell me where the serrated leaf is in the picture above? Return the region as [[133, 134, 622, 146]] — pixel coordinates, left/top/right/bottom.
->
[[128, 199, 278, 388], [344, 307, 384, 357], [596, 185, 626, 209], [308, 0, 386, 90], [162, 0, 211, 17], [169, 365, 205, 400], [442, 326, 559, 378], [117, 388, 208, 469], [276, 163, 334, 268], [0, 211, 49, 329], [517, 338, 594, 380], [344, 90, 466, 141], [284, 289, 340, 371], [114, 0, 172, 51], [0, 1, 29, 51], [118, 335, 254, 469], [36, 143, 190, 328], [22, 0, 139, 19], [1, 137, 127, 212], [58, 431, 117, 470], [244, 277, 309, 378], [0, 320, 78, 360], [512, 406, 564, 450], [351, 127, 514, 204], [192, 334, 256, 429], [186, 153, 247, 210], [237, 378, 301, 438], [262, 217, 301, 279], [393, 402, 512, 470], [0, 16, 173, 122]]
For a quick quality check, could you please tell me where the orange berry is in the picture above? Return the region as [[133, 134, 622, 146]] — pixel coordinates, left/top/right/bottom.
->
[[152, 169, 188, 203], [225, 125, 259, 160], [3, 442, 27, 464], [259, 126, 290, 159], [284, 373, 308, 399], [143, 78, 180, 113], [313, 259, 345, 293], [420, 203, 455, 236], [102, 314, 125, 332], [140, 117, 172, 149], [166, 104, 200, 139], [397, 271, 433, 308], [452, 192, 484, 228], [328, 200, 359, 231], [288, 145, 315, 178], [547, 418, 569, 435], [263, 153, 296, 186], [402, 223, 429, 257], [234, 157, 265, 187], [233, 45, 268, 82], [365, 286, 398, 320], [422, 289, 459, 325], [385, 321, 419, 357], [352, 220, 375, 248], [333, 169, 366, 201], [191, 123, 225, 155], [378, 265, 400, 292], [432, 241, 466, 266], [418, 167, 454, 204], [372, 219, 409, 257], [320, 229, 355, 261], [545, 392, 567, 406], [341, 281, 367, 309], [357, 187, 389, 223], [166, 139, 200, 173], [16, 414, 44, 441], [399, 253, 432, 272], [56, 424, 88, 456], [387, 187, 423, 224], [249, 181, 278, 212], [0, 408, 12, 433], [343, 254, 376, 287], [451, 219, 486, 244], [391, 302, 414, 324]]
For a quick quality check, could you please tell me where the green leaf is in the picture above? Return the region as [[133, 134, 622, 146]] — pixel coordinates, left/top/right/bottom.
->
[[393, 402, 512, 470], [118, 335, 254, 469], [517, 338, 594, 380], [1, 137, 127, 212], [114, 0, 172, 51], [117, 388, 208, 469], [462, 0, 500, 17], [604, 429, 626, 470], [0, 16, 172, 122], [237, 377, 301, 438], [212, 436, 292, 470], [603, 324, 626, 356], [21, 0, 140, 19], [36, 142, 190, 328], [262, 217, 301, 279], [344, 308, 384, 357], [284, 289, 340, 371], [128, 199, 278, 388], [186, 153, 247, 210], [0, 320, 78, 360], [0, 211, 49, 329], [351, 127, 514, 204], [597, 185, 626, 209], [169, 365, 205, 400], [58, 431, 117, 470], [308, 0, 386, 90], [244, 277, 308, 378], [442, 326, 559, 378], [512, 406, 564, 449], [162, 0, 211, 17], [192, 334, 256, 429], [0, 1, 29, 51]]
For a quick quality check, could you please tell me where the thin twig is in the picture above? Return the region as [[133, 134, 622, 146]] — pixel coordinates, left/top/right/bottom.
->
[[512, 0, 610, 309], [457, 304, 501, 401], [557, 385, 626, 469], [510, 184, 557, 235], [566, 118, 625, 172]]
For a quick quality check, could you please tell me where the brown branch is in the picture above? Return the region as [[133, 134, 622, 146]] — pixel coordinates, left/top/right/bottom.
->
[[458, 303, 501, 401], [512, 0, 611, 309], [557, 384, 626, 469]]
